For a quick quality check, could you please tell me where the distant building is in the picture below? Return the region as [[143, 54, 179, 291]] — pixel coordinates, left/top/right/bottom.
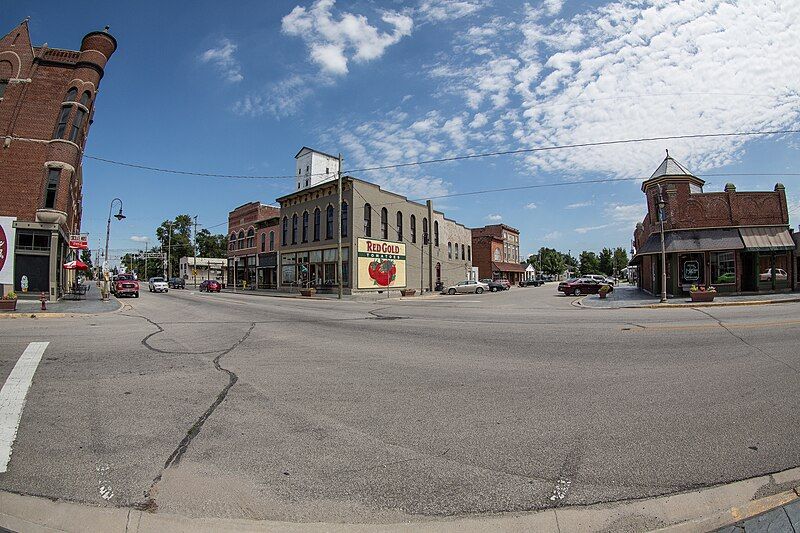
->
[[471, 224, 525, 284], [631, 152, 795, 295], [295, 146, 340, 191], [180, 257, 227, 285], [0, 21, 116, 300], [226, 202, 280, 288]]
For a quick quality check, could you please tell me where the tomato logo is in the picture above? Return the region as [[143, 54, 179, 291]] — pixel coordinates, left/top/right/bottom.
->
[[368, 259, 397, 287], [0, 224, 7, 274]]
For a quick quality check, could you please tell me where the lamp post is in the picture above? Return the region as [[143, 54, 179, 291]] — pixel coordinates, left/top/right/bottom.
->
[[658, 187, 668, 303], [103, 198, 125, 274]]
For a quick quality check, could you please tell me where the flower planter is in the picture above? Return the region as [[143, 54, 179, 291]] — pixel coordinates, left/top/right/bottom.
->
[[690, 290, 717, 303], [598, 292, 608, 299], [299, 288, 317, 297], [0, 299, 18, 311], [401, 289, 416, 297]]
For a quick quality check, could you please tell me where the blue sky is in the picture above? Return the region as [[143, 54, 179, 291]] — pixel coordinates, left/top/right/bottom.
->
[[7, 0, 800, 264]]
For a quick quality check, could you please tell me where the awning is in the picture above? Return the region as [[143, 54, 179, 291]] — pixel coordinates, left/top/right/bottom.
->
[[635, 228, 744, 256], [739, 227, 795, 252], [492, 261, 527, 273]]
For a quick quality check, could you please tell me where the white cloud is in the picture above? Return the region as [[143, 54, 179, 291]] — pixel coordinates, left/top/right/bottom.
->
[[574, 224, 611, 234], [524, 202, 538, 209], [130, 236, 149, 243], [470, 112, 488, 129], [417, 0, 488, 22], [234, 75, 315, 118], [199, 38, 243, 83], [565, 201, 592, 209], [605, 203, 646, 224], [542, 230, 562, 240], [282, 0, 413, 76], [486, 214, 503, 221], [542, 0, 564, 16]]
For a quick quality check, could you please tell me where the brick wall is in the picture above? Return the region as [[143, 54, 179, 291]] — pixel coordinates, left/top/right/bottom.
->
[[227, 202, 280, 258]]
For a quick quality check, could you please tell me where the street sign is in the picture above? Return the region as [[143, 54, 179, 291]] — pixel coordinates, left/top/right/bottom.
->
[[68, 234, 89, 249]]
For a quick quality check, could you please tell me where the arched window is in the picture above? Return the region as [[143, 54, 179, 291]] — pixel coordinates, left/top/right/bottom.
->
[[341, 201, 348, 238], [246, 228, 255, 248], [282, 217, 288, 246], [65, 88, 77, 102], [44, 168, 60, 209], [53, 105, 71, 139], [364, 203, 372, 237], [380, 208, 388, 239], [396, 211, 403, 241], [237, 230, 245, 250], [80, 91, 91, 107], [434, 221, 439, 247], [269, 231, 275, 251], [467, 245, 471, 261], [410, 215, 416, 243], [260, 233, 266, 252], [313, 208, 321, 241], [302, 211, 309, 243], [423, 217, 429, 245], [448, 242, 452, 259], [69, 108, 86, 142], [461, 244, 465, 260], [230, 233, 236, 251], [436, 262, 441, 283], [291, 214, 298, 244], [326, 205, 334, 239]]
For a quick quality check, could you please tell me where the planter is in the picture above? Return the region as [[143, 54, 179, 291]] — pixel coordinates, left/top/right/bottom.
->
[[0, 299, 18, 311], [401, 289, 416, 297], [598, 292, 608, 299], [690, 290, 717, 303], [299, 288, 317, 297]]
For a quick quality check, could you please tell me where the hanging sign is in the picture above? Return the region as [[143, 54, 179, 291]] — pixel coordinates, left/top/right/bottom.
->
[[357, 238, 406, 290], [68, 234, 89, 249], [0, 217, 16, 286]]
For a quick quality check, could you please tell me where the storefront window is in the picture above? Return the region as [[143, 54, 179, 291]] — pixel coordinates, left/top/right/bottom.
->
[[282, 265, 295, 284], [710, 251, 735, 284], [310, 250, 323, 263], [323, 248, 337, 262]]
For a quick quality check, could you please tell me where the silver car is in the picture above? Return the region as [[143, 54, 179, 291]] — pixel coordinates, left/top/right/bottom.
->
[[442, 280, 489, 295], [148, 277, 169, 293]]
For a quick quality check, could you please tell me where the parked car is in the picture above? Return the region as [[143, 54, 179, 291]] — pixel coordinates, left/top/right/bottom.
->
[[561, 278, 613, 296], [759, 268, 787, 281], [557, 278, 578, 292], [480, 279, 507, 292], [519, 279, 542, 287], [113, 274, 139, 298], [586, 274, 609, 284], [442, 280, 489, 295], [716, 272, 735, 284], [498, 279, 511, 290], [199, 279, 222, 293], [148, 277, 169, 293], [168, 277, 185, 289]]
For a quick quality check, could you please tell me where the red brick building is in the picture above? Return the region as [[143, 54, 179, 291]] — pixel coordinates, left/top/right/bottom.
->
[[227, 202, 280, 288], [471, 224, 526, 284], [632, 152, 795, 295], [0, 20, 116, 299]]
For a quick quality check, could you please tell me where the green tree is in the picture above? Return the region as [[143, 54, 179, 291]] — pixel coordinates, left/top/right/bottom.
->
[[599, 248, 614, 276], [80, 249, 94, 280], [530, 247, 566, 276], [196, 229, 228, 258], [579, 251, 600, 275], [613, 247, 629, 275], [156, 215, 194, 278]]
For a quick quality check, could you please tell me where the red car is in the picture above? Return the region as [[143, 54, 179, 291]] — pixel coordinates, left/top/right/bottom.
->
[[561, 278, 613, 296], [199, 279, 221, 292], [113, 274, 139, 298]]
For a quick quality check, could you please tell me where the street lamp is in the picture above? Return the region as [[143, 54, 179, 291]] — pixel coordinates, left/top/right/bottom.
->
[[103, 198, 125, 274], [657, 186, 668, 303]]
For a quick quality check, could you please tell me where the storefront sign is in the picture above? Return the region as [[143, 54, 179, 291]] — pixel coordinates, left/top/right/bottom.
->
[[0, 216, 16, 286], [683, 260, 700, 281], [68, 234, 89, 249], [357, 238, 406, 289]]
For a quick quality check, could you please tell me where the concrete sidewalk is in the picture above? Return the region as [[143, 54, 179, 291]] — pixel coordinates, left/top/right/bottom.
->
[[2, 284, 122, 317], [578, 284, 800, 309]]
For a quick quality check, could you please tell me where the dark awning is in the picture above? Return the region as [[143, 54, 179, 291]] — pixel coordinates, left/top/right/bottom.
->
[[492, 261, 527, 273], [739, 227, 795, 252], [635, 228, 744, 256]]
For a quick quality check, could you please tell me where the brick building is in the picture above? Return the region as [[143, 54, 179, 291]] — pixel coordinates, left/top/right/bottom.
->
[[226, 202, 280, 288], [631, 152, 795, 296], [0, 20, 116, 300], [471, 224, 525, 284]]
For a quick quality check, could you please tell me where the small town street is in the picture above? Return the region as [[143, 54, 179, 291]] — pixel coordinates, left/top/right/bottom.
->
[[1, 286, 799, 525]]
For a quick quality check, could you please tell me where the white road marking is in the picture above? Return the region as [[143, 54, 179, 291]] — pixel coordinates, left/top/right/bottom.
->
[[0, 341, 49, 473]]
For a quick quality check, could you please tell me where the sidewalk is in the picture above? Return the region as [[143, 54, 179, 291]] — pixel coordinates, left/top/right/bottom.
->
[[578, 284, 800, 309], [714, 498, 800, 532], [2, 284, 122, 317], [218, 287, 441, 302]]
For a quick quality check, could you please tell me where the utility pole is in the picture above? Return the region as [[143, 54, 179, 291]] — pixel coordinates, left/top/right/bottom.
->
[[337, 153, 343, 299], [144, 240, 148, 280], [426, 200, 433, 292], [193, 215, 199, 288], [658, 185, 668, 303], [166, 221, 173, 280]]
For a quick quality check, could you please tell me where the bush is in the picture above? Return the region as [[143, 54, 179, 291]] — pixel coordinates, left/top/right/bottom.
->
[[2, 291, 17, 300]]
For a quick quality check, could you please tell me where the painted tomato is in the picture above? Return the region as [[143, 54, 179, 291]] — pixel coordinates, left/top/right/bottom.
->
[[369, 259, 396, 287]]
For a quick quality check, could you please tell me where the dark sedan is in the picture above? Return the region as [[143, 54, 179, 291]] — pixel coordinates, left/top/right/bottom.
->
[[480, 279, 507, 292], [168, 277, 185, 289], [557, 278, 578, 292], [560, 278, 613, 296], [199, 279, 221, 293]]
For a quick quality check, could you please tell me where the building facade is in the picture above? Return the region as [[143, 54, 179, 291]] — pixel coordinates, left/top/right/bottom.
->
[[632, 153, 795, 296], [0, 20, 116, 299], [277, 160, 472, 295], [295, 146, 339, 191], [179, 256, 227, 286], [226, 202, 280, 288], [471, 224, 525, 284]]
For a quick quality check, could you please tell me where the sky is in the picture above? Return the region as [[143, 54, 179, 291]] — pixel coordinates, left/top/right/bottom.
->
[[6, 0, 800, 264]]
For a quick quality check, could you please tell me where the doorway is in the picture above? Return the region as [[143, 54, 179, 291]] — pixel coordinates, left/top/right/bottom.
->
[[741, 252, 757, 292]]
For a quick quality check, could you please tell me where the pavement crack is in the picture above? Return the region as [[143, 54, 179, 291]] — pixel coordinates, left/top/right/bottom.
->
[[121, 312, 223, 355], [692, 307, 800, 375]]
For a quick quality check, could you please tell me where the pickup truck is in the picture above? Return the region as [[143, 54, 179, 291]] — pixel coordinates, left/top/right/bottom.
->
[[114, 273, 139, 298]]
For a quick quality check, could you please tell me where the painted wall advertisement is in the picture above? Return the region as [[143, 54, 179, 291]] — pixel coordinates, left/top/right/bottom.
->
[[356, 238, 406, 290], [0, 216, 16, 286]]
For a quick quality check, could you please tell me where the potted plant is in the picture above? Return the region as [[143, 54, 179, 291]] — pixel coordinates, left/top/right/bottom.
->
[[689, 284, 717, 302], [401, 289, 416, 297], [598, 285, 612, 299], [0, 291, 18, 311]]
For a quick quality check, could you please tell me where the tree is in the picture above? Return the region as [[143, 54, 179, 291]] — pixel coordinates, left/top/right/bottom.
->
[[579, 251, 601, 275], [613, 247, 629, 275], [156, 215, 194, 278], [196, 229, 227, 258], [530, 247, 566, 276], [80, 249, 94, 279], [599, 248, 614, 276]]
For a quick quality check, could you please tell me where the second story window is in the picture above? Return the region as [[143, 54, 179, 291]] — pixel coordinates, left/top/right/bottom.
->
[[237, 230, 244, 249], [69, 108, 86, 143], [396, 211, 403, 241], [229, 233, 236, 251], [313, 208, 321, 241], [380, 208, 388, 240], [54, 106, 71, 139], [434, 221, 439, 247], [291, 214, 298, 244], [448, 242, 452, 259], [282, 217, 288, 246], [467, 245, 471, 261], [302, 211, 309, 243], [44, 168, 60, 208], [269, 231, 275, 251], [326, 205, 334, 239], [246, 228, 255, 248], [341, 201, 348, 238], [364, 203, 372, 237], [423, 217, 429, 245], [410, 215, 416, 243], [261, 233, 266, 252], [0, 79, 8, 98]]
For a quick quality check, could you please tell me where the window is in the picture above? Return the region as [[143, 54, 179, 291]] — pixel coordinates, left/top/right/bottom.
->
[[0, 79, 7, 98], [313, 208, 321, 241], [380, 208, 388, 239], [44, 168, 60, 208], [246, 228, 255, 248], [434, 221, 439, 246], [282, 217, 288, 246], [461, 244, 465, 260], [261, 233, 266, 252], [229, 233, 236, 251], [291, 214, 298, 244], [364, 203, 372, 237], [448, 242, 452, 259], [237, 230, 245, 250], [396, 211, 403, 241], [423, 218, 429, 245], [326, 205, 334, 239], [467, 245, 471, 261], [302, 211, 309, 243], [341, 201, 348, 237], [80, 91, 91, 107], [269, 231, 275, 251], [494, 248, 501, 261], [710, 251, 735, 284], [53, 106, 71, 139], [410, 215, 416, 243]]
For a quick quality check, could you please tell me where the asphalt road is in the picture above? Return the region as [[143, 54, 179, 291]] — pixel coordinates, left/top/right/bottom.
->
[[1, 285, 799, 523]]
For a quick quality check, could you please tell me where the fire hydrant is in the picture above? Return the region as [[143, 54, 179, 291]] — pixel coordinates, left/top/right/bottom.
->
[[40, 292, 47, 311]]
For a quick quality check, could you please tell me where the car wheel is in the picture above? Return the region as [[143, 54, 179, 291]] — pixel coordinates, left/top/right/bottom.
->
[[448, 288, 456, 295], [165, 289, 168, 293], [134, 292, 139, 298], [476, 287, 484, 294], [573, 288, 581, 296]]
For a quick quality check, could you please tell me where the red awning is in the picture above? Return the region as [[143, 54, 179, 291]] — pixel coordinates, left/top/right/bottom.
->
[[63, 260, 89, 270], [492, 261, 527, 273]]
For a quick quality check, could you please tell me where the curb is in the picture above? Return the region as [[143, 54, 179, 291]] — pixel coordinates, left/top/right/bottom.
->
[[574, 296, 800, 310], [1, 468, 798, 532], [0, 298, 124, 319]]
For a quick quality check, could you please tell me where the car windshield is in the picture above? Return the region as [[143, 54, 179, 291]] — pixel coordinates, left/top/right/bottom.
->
[[152, 278, 164, 282]]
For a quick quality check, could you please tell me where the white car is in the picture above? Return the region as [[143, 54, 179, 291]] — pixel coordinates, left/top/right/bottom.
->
[[759, 268, 787, 281], [148, 277, 169, 293], [442, 280, 489, 295]]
